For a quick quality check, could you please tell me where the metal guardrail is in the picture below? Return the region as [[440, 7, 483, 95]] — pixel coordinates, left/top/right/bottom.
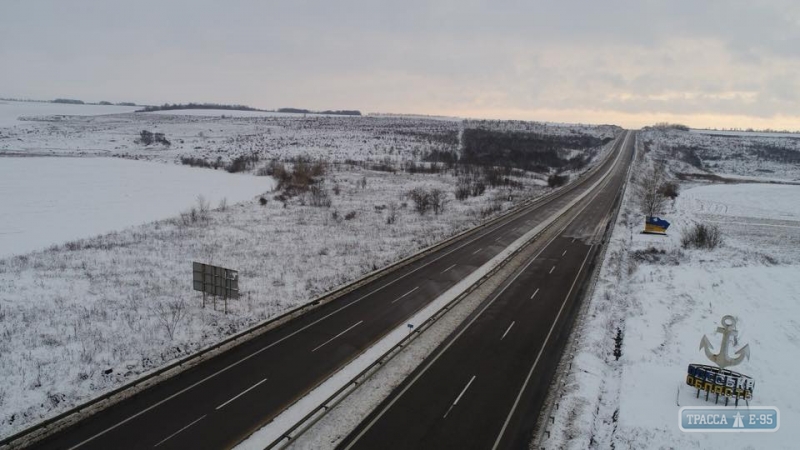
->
[[262, 134, 630, 449], [264, 189, 569, 450], [0, 134, 625, 450]]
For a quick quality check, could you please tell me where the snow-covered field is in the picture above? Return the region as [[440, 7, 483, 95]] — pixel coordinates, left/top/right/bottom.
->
[[0, 157, 272, 257], [144, 109, 336, 118], [0, 102, 619, 439], [640, 127, 800, 181], [545, 138, 800, 449], [0, 101, 138, 128], [691, 129, 800, 139]]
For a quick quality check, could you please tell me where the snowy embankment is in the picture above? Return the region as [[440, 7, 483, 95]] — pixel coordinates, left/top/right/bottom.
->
[[545, 166, 800, 447]]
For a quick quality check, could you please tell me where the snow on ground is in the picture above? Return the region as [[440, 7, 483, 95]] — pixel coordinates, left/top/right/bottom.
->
[[0, 101, 138, 128], [639, 127, 800, 181], [0, 157, 272, 258], [0, 101, 619, 439], [0, 166, 533, 439], [236, 152, 620, 449], [691, 129, 800, 139], [545, 139, 800, 449], [144, 109, 335, 118]]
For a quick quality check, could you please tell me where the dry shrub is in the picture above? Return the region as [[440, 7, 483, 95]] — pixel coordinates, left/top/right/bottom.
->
[[681, 223, 723, 249]]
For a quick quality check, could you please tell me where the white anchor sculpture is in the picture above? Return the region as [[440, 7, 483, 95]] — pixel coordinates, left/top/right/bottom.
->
[[699, 315, 750, 369]]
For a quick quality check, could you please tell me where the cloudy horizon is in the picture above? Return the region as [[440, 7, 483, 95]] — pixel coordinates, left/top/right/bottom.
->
[[2, 0, 799, 129]]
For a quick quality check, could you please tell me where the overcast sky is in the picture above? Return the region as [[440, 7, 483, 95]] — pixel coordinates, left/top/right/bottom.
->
[[2, 0, 799, 128]]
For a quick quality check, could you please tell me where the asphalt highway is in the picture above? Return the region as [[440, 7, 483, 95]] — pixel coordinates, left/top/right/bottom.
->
[[26, 132, 631, 450], [340, 131, 635, 450]]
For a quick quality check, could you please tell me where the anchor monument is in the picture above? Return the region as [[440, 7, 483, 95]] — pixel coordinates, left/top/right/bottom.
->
[[685, 315, 755, 405], [699, 315, 750, 369]]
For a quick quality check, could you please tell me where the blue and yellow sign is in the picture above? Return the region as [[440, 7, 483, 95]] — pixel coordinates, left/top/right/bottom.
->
[[644, 216, 670, 234], [686, 363, 754, 400]]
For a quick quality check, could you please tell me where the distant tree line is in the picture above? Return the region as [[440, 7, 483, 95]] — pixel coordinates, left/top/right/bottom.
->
[[2, 98, 137, 106], [53, 98, 85, 105], [460, 128, 609, 173], [135, 103, 361, 116], [137, 102, 263, 113], [277, 108, 361, 116], [651, 122, 690, 131]]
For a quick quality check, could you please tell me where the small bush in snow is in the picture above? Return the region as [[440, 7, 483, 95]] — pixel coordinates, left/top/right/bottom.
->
[[226, 153, 259, 173], [309, 184, 332, 207], [344, 211, 357, 220], [455, 175, 486, 200], [408, 187, 431, 215], [196, 195, 210, 216], [259, 196, 267, 206], [138, 130, 153, 145], [659, 181, 680, 199], [547, 173, 569, 188], [681, 223, 723, 250]]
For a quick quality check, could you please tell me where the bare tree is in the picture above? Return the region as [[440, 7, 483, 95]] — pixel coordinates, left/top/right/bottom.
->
[[155, 299, 187, 341], [636, 164, 668, 217], [196, 195, 210, 219], [430, 188, 447, 215]]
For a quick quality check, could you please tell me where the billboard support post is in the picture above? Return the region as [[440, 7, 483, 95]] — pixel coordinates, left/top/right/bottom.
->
[[192, 262, 239, 314]]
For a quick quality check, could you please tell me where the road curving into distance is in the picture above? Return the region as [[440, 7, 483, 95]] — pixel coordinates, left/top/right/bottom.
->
[[340, 131, 635, 450]]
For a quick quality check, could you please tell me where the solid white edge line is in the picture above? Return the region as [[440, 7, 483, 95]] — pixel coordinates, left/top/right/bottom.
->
[[501, 322, 515, 341], [153, 414, 206, 448], [490, 129, 631, 450], [344, 131, 629, 450], [391, 286, 420, 304], [441, 264, 457, 274], [312, 321, 364, 353], [216, 378, 268, 410], [530, 288, 540, 300], [490, 245, 594, 450]]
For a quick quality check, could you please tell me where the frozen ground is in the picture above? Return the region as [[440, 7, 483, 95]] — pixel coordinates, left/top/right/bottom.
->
[[545, 139, 800, 449], [0, 157, 272, 258], [0, 102, 620, 439], [639, 127, 800, 181], [691, 129, 800, 139]]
